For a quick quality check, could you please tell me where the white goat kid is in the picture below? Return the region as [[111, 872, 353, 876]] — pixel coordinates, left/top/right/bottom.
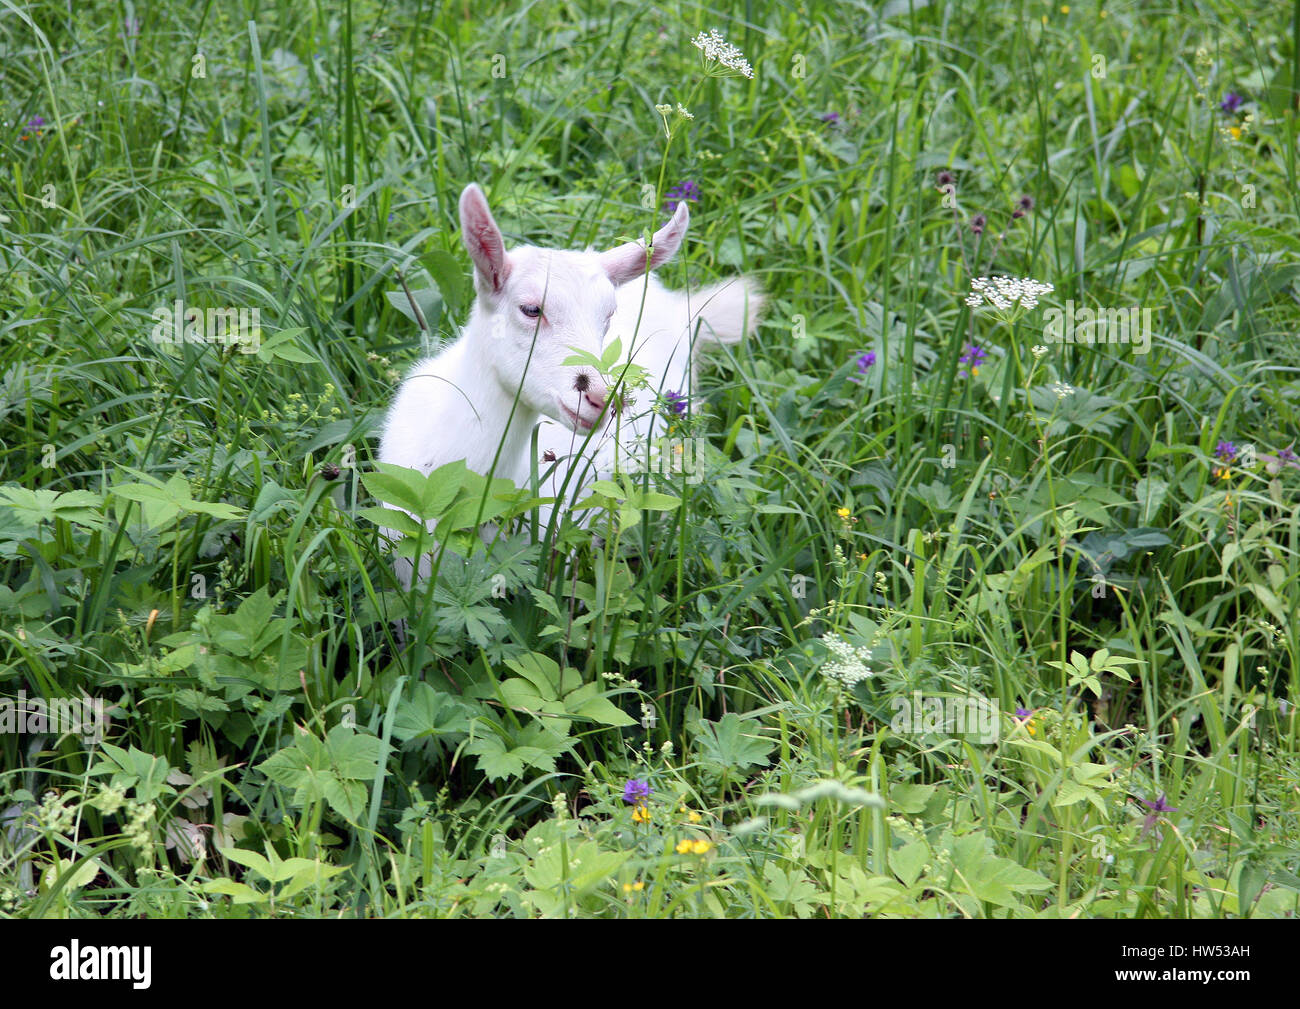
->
[[532, 270, 762, 533], [378, 183, 761, 582]]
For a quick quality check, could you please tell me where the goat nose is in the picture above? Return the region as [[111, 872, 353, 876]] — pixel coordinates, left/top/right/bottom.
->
[[584, 387, 607, 413]]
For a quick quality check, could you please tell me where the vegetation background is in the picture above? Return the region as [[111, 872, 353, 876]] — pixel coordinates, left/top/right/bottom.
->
[[1, 0, 1298, 918]]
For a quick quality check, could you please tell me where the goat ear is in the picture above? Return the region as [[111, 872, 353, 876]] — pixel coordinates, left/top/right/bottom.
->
[[459, 184, 511, 296], [599, 200, 689, 286]]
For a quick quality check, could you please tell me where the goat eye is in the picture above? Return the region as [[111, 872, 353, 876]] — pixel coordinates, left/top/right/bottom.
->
[[520, 304, 542, 319]]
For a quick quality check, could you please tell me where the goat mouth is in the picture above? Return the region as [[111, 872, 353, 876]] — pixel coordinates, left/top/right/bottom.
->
[[558, 401, 596, 431]]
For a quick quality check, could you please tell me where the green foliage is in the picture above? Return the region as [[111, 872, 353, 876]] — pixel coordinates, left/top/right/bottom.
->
[[1, 0, 1298, 919]]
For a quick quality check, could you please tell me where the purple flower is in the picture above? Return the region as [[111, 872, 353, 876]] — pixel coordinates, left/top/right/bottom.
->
[[1015, 707, 1032, 719], [622, 779, 652, 804], [820, 112, 841, 125], [1139, 793, 1177, 840], [970, 213, 987, 236], [1215, 440, 1237, 462], [1220, 92, 1244, 114], [122, 17, 141, 39], [25, 115, 45, 130], [662, 390, 687, 416], [1278, 446, 1298, 464], [958, 343, 986, 379], [664, 180, 700, 213], [849, 351, 876, 383]]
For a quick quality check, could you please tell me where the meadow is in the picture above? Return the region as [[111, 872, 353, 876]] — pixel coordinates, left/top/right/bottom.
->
[[1, 0, 1298, 919]]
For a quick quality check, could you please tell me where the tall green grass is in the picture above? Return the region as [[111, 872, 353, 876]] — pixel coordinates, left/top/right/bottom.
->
[[1, 0, 1297, 917]]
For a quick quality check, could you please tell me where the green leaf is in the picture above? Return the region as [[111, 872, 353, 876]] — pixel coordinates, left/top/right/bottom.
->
[[890, 840, 929, 887], [948, 833, 1053, 908], [563, 682, 636, 727], [691, 713, 775, 773], [465, 723, 575, 782], [361, 461, 467, 523]]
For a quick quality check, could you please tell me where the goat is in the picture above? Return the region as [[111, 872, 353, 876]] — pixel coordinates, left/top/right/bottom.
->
[[378, 183, 761, 583]]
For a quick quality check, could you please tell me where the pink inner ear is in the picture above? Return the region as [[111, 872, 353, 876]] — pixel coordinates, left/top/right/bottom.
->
[[469, 225, 510, 292], [461, 186, 511, 293], [601, 201, 689, 286]]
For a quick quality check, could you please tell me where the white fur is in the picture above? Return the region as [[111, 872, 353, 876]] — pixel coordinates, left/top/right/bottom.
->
[[532, 272, 763, 532], [377, 183, 762, 585]]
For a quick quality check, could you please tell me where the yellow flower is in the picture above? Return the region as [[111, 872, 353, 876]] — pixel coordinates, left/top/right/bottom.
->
[[1060, 4, 1069, 12], [688, 810, 701, 823], [1229, 126, 1241, 140], [970, 366, 980, 377], [691, 839, 712, 855], [837, 507, 851, 520], [622, 880, 645, 893], [675, 839, 693, 854], [632, 804, 650, 824]]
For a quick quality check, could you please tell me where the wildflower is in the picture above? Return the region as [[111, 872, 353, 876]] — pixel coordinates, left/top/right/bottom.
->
[[1032, 344, 1048, 358], [687, 810, 701, 823], [1051, 382, 1075, 399], [849, 350, 876, 382], [837, 507, 851, 520], [820, 112, 841, 125], [691, 28, 755, 79], [662, 389, 688, 416], [964, 276, 1054, 312], [622, 778, 652, 804], [1013, 706, 1038, 736], [1213, 441, 1237, 480], [1220, 92, 1244, 114], [675, 838, 693, 854], [1139, 793, 1177, 840], [622, 880, 645, 893], [1012, 194, 1035, 219], [631, 804, 651, 824], [935, 170, 954, 189], [664, 180, 700, 212], [970, 213, 987, 235], [1229, 126, 1241, 140], [958, 343, 986, 378], [25, 115, 45, 131], [655, 105, 695, 139], [691, 839, 712, 855], [819, 632, 874, 688]]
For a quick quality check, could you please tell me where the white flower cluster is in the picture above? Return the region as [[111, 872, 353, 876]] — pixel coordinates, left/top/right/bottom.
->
[[820, 633, 875, 688], [691, 29, 755, 78], [964, 276, 1054, 311]]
